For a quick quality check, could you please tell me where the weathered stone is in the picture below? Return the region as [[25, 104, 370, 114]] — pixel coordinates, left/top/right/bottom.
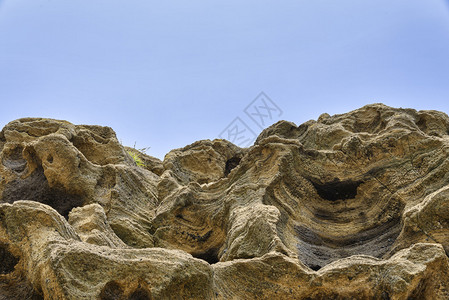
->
[[68, 203, 128, 248], [0, 201, 213, 299], [162, 139, 246, 185], [124, 146, 164, 176], [1, 104, 449, 299]]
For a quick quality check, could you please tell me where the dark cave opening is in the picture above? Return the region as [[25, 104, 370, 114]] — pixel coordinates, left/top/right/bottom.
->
[[311, 179, 363, 201], [1, 168, 84, 219], [129, 288, 152, 300], [100, 281, 124, 300], [0, 243, 19, 274], [224, 157, 241, 176], [308, 265, 322, 271], [192, 248, 219, 265]]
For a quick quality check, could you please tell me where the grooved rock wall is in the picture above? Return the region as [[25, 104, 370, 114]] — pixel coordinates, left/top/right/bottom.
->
[[1, 104, 449, 299]]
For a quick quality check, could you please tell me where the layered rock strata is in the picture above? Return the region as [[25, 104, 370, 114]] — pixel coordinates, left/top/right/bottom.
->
[[1, 104, 449, 299]]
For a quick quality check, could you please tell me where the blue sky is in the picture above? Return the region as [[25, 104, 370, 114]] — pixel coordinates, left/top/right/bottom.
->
[[1, 1, 449, 159]]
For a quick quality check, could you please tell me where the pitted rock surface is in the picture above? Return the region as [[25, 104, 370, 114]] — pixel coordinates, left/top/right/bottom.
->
[[1, 104, 449, 299]]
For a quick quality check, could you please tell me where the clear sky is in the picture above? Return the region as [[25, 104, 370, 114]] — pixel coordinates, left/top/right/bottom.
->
[[1, 1, 449, 159]]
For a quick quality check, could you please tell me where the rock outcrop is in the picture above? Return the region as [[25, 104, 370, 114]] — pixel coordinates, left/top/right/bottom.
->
[[1, 104, 449, 299]]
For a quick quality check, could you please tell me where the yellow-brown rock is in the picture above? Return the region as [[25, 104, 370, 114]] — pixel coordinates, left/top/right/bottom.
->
[[1, 104, 449, 299]]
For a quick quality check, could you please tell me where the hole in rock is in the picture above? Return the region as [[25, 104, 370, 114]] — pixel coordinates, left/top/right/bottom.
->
[[0, 243, 19, 274], [47, 154, 53, 163], [192, 248, 219, 264], [381, 291, 391, 300], [1, 168, 84, 219], [309, 265, 321, 271], [100, 281, 124, 300], [31, 293, 45, 300], [224, 157, 241, 176], [311, 179, 362, 201], [197, 178, 209, 185], [129, 288, 152, 300]]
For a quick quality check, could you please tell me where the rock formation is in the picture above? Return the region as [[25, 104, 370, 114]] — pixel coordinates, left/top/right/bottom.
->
[[1, 104, 449, 299]]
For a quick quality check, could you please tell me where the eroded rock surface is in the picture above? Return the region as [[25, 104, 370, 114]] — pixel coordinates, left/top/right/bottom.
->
[[1, 104, 449, 299]]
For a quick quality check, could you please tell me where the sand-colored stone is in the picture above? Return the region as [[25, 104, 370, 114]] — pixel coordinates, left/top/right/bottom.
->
[[1, 104, 449, 299]]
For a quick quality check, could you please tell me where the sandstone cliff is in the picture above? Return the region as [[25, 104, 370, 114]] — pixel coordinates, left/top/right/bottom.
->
[[1, 104, 449, 299]]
